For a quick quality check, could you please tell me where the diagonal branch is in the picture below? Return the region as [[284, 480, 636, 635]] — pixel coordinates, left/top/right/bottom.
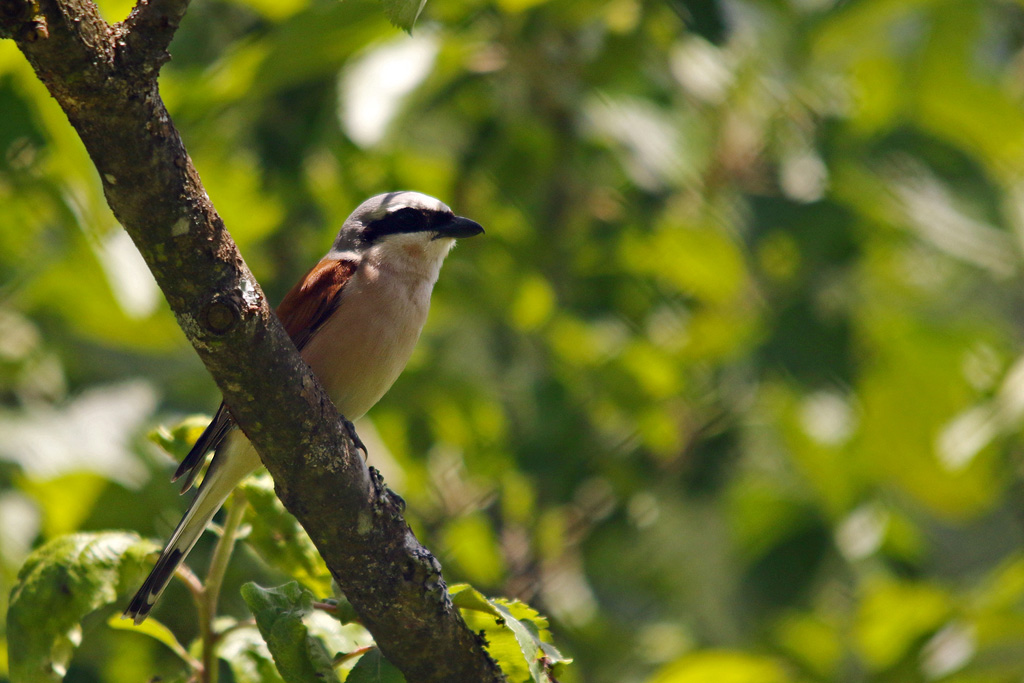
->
[[0, 1, 504, 681]]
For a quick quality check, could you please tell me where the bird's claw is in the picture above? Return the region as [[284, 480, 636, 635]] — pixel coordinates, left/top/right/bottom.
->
[[343, 417, 368, 459], [387, 487, 406, 512]]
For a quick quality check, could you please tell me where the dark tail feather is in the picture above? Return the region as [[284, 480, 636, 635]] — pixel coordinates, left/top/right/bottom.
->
[[174, 403, 233, 493], [125, 437, 257, 624], [123, 547, 184, 624], [125, 408, 232, 623]]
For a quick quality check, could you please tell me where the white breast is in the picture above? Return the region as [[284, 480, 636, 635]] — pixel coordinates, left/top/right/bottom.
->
[[298, 249, 438, 420]]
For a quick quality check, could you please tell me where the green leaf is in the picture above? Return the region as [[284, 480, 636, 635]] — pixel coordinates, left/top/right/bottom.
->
[[346, 647, 406, 683], [147, 414, 214, 463], [378, 0, 426, 32], [218, 624, 288, 683], [450, 583, 501, 616], [240, 581, 337, 683], [451, 584, 571, 682], [106, 615, 195, 667], [238, 474, 333, 595], [7, 531, 158, 683]]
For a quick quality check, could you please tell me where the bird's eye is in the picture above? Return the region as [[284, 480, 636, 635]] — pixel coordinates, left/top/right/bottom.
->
[[394, 208, 419, 225], [387, 208, 429, 234], [363, 207, 430, 243]]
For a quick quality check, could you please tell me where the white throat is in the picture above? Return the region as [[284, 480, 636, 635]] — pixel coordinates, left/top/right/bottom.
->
[[362, 233, 456, 287]]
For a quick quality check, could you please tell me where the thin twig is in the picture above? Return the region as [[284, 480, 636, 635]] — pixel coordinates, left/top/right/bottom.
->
[[198, 491, 248, 683], [175, 561, 205, 601], [333, 645, 374, 668], [167, 634, 205, 672]]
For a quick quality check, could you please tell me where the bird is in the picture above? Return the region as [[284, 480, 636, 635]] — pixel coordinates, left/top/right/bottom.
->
[[123, 191, 483, 624]]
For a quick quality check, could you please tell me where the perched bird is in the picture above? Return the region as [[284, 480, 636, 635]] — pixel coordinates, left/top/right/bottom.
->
[[124, 191, 483, 623]]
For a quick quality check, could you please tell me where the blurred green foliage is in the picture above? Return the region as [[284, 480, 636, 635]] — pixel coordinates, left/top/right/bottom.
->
[[3, 0, 1024, 680]]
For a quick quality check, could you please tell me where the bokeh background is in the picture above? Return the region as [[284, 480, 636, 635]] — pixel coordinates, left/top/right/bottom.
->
[[4, 0, 1024, 680]]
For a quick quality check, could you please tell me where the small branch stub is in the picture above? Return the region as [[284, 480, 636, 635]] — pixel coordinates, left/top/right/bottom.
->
[[19, 16, 44, 40], [201, 296, 240, 335]]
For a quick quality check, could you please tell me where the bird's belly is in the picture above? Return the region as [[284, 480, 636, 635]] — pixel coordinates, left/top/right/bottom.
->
[[299, 280, 429, 420]]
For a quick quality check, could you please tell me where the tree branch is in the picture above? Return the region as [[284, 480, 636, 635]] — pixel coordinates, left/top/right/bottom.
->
[[118, 0, 190, 70], [0, 1, 504, 680]]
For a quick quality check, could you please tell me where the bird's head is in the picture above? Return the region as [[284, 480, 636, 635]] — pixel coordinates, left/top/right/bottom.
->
[[331, 192, 484, 269]]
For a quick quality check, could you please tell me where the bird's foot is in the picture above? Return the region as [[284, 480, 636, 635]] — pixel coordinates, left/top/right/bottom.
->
[[343, 417, 368, 459], [386, 487, 406, 512]]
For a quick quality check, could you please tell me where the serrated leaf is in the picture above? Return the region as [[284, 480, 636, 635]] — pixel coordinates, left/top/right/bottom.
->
[[241, 581, 338, 682], [494, 597, 571, 672], [378, 0, 426, 32], [454, 586, 571, 683], [238, 474, 332, 594], [450, 583, 502, 616], [7, 531, 158, 683], [460, 603, 532, 681], [494, 598, 551, 633], [493, 601, 570, 682], [346, 647, 406, 683], [148, 414, 213, 462]]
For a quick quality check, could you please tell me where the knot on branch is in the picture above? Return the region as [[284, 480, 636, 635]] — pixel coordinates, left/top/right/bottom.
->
[[19, 16, 45, 40], [197, 276, 263, 338], [0, 0, 45, 42], [200, 294, 241, 335]]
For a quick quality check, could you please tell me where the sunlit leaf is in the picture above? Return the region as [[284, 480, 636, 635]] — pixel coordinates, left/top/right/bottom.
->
[[378, 0, 426, 32], [452, 584, 571, 682], [619, 219, 747, 305], [240, 581, 337, 683], [7, 532, 158, 683]]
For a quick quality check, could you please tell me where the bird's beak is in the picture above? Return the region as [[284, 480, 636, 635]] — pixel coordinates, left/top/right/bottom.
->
[[434, 216, 484, 240]]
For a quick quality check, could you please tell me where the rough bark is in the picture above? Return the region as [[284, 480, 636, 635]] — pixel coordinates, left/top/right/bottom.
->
[[0, 1, 504, 681]]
